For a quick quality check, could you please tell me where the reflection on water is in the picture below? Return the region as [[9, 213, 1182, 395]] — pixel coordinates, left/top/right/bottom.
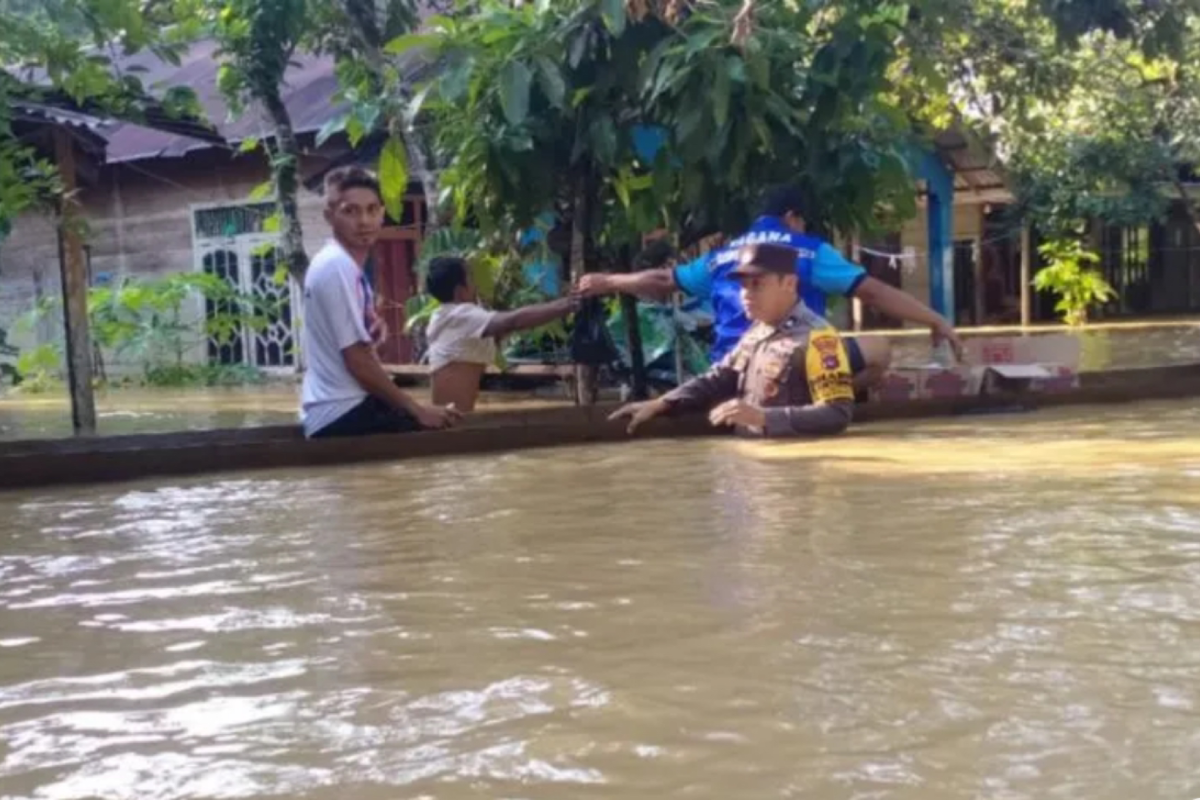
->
[[1, 400, 1200, 798]]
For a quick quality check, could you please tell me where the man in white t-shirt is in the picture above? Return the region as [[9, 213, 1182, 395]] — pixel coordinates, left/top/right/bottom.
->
[[424, 255, 579, 411], [300, 166, 461, 438]]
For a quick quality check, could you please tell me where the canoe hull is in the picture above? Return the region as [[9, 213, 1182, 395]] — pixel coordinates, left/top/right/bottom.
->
[[3, 364, 1199, 491]]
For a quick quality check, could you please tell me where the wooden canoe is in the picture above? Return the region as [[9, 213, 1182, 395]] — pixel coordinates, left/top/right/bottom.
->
[[2, 362, 1199, 491]]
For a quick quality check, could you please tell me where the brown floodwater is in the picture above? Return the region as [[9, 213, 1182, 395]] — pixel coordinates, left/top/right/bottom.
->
[[0, 399, 1199, 798]]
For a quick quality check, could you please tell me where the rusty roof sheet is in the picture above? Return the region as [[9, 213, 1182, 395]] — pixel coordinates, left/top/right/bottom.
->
[[99, 36, 438, 164], [99, 40, 343, 163]]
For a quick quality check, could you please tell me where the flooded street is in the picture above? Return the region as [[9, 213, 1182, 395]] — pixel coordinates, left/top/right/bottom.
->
[[0, 400, 1199, 798]]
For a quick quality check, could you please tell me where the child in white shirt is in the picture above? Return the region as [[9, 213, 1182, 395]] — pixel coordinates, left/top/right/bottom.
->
[[424, 256, 579, 411]]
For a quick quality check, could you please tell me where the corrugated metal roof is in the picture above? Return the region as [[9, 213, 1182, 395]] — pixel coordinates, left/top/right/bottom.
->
[[933, 128, 1011, 195], [98, 40, 341, 163], [99, 37, 437, 164]]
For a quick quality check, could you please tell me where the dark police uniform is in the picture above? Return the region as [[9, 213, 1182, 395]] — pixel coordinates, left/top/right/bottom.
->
[[658, 244, 855, 438]]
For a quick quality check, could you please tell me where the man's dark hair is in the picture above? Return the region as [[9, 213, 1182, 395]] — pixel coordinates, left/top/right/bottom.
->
[[760, 184, 809, 220], [425, 256, 469, 303], [324, 166, 382, 203]]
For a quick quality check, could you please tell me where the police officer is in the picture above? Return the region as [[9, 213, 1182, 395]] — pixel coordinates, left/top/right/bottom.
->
[[610, 243, 855, 438], [579, 185, 963, 391]]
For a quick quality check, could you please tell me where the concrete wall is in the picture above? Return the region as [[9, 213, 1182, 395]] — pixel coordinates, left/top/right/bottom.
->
[[896, 200, 988, 326]]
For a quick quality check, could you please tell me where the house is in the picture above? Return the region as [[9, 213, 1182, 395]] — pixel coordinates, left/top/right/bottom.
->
[[0, 39, 429, 376], [871, 128, 1200, 331]]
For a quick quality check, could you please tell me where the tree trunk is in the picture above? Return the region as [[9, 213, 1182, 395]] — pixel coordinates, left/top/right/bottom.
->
[[620, 293, 648, 399], [260, 91, 309, 280], [568, 177, 597, 404], [398, 122, 440, 233]]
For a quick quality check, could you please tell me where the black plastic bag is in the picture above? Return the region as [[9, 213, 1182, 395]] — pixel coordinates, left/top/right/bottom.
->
[[569, 297, 622, 368]]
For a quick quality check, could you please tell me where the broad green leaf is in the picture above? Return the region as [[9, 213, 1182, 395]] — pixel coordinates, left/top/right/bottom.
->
[[404, 295, 440, 332], [745, 51, 770, 90], [405, 84, 433, 125], [499, 60, 533, 126], [345, 115, 366, 146], [614, 177, 631, 208], [384, 33, 437, 56], [263, 212, 281, 233], [441, 61, 472, 103], [684, 28, 720, 58], [354, 102, 382, 134], [600, 0, 625, 36], [569, 29, 590, 69], [315, 111, 349, 147], [590, 116, 618, 165], [712, 59, 731, 126], [626, 174, 654, 191], [379, 136, 410, 222], [535, 56, 566, 109], [726, 55, 746, 83], [571, 86, 594, 107], [249, 181, 274, 202]]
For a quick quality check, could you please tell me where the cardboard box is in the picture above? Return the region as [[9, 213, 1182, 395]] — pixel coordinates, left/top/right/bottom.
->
[[920, 366, 975, 399], [872, 335, 1083, 401], [1031, 364, 1081, 393]]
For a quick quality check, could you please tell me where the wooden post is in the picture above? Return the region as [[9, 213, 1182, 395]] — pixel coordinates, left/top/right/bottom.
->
[[54, 127, 96, 435], [972, 236, 985, 326], [1019, 224, 1032, 328], [620, 294, 648, 400], [672, 289, 686, 385], [568, 179, 596, 404]]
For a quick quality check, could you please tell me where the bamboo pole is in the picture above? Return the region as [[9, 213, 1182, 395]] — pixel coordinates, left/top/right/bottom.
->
[[53, 127, 96, 434]]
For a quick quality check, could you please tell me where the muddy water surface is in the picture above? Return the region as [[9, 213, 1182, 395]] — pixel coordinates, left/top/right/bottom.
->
[[0, 400, 1199, 798]]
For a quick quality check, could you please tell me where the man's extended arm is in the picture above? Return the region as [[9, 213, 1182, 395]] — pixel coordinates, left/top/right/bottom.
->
[[579, 270, 677, 302], [761, 398, 853, 437], [852, 277, 952, 332], [659, 357, 740, 414], [812, 244, 961, 356], [342, 343, 424, 414], [482, 296, 577, 339]]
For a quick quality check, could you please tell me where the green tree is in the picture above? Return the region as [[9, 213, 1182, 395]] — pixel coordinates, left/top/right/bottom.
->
[[0, 0, 204, 229], [210, 0, 315, 278], [895, 0, 1200, 236], [407, 0, 918, 276], [208, 0, 431, 277]]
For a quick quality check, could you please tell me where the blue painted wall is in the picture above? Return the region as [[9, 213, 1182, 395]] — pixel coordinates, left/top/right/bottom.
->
[[914, 148, 955, 319]]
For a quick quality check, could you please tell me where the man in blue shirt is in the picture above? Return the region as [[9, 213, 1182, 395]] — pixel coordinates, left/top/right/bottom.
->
[[578, 185, 963, 391]]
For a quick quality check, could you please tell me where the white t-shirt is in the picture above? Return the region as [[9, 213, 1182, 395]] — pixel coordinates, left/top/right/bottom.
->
[[300, 240, 373, 437], [425, 303, 498, 372]]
